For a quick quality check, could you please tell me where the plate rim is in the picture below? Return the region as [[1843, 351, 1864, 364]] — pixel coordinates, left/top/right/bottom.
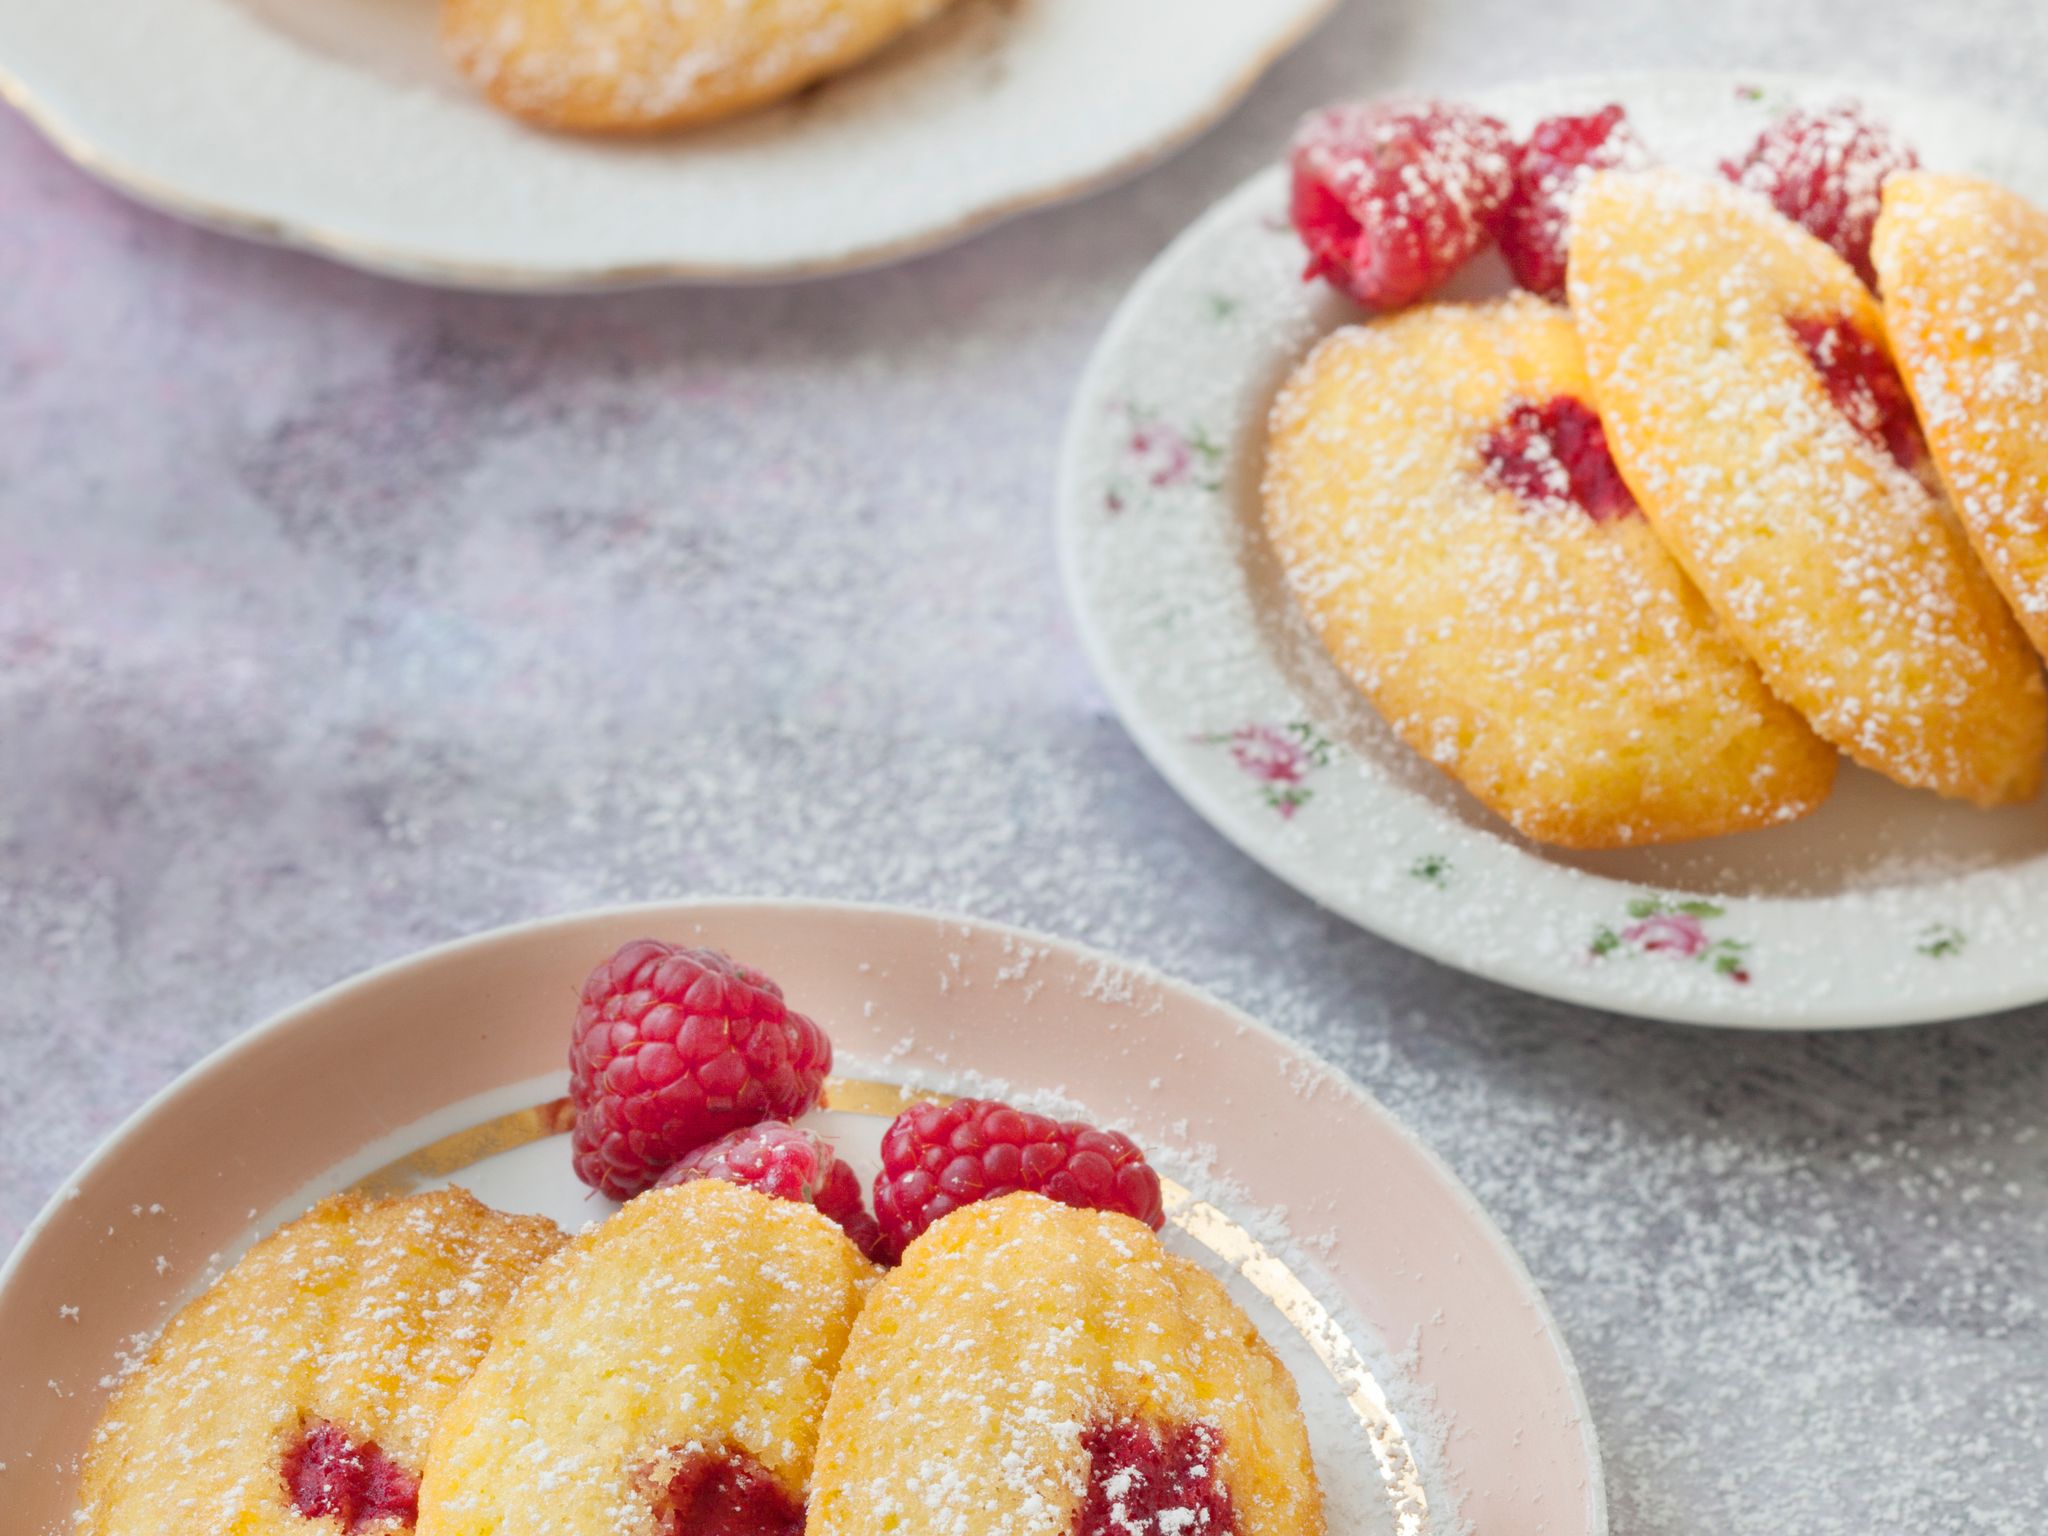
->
[[0, 0, 1340, 291], [1056, 68, 2048, 1032], [0, 894, 1608, 1536]]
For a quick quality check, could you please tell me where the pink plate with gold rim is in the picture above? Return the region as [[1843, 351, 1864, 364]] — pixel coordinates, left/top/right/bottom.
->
[[0, 899, 1602, 1536]]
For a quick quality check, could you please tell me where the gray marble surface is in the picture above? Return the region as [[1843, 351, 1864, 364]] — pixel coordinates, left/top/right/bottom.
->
[[4, 2, 2047, 1530]]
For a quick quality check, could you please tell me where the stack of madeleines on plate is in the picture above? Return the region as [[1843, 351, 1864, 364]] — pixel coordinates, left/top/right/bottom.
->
[[1264, 96, 2048, 849], [72, 1189, 1312, 1536], [73, 940, 1322, 1536]]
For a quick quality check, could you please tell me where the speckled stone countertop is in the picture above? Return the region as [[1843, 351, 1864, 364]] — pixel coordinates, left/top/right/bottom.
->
[[4, 2, 2046, 1531]]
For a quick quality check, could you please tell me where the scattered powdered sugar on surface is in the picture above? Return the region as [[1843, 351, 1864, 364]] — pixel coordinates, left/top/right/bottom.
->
[[9, 19, 2048, 1535]]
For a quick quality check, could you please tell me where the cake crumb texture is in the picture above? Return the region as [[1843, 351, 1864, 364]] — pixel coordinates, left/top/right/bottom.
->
[[442, 0, 960, 133], [75, 1189, 565, 1536], [1570, 167, 2047, 806], [808, 1192, 1325, 1536], [1263, 292, 1836, 848], [1875, 171, 2048, 662], [415, 1178, 876, 1536]]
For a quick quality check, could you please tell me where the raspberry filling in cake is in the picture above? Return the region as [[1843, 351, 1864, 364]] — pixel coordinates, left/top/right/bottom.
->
[[1788, 316, 1929, 472], [652, 1448, 805, 1536], [282, 1422, 420, 1530], [1482, 396, 1639, 522], [1075, 1419, 1236, 1536]]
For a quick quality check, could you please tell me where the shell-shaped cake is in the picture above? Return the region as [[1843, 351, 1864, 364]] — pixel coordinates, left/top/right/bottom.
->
[[1874, 171, 2048, 660], [1263, 292, 1834, 847], [808, 1191, 1325, 1536], [443, 0, 959, 133], [76, 1189, 564, 1536], [415, 1178, 876, 1536], [1570, 167, 2046, 806]]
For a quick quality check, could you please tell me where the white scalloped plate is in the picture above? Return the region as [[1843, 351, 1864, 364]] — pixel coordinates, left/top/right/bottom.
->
[[1059, 72, 2048, 1029], [0, 901, 1604, 1535], [0, 0, 1334, 288]]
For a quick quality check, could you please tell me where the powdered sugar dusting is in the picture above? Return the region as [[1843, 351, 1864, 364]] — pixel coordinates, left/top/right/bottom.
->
[[11, 40, 2048, 1536], [1263, 294, 1831, 849], [1874, 171, 2048, 659], [443, 0, 952, 132], [414, 1179, 873, 1536], [1569, 164, 2046, 805], [1063, 73, 2048, 1025], [808, 1194, 1324, 1536], [72, 1190, 562, 1536], [1721, 101, 1920, 283]]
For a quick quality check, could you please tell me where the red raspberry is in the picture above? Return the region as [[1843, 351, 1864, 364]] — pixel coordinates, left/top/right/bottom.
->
[[1722, 102, 1918, 286], [872, 1097, 1165, 1264], [653, 1121, 886, 1263], [813, 1155, 888, 1266], [1499, 105, 1649, 301], [569, 941, 832, 1202], [1289, 98, 1514, 310]]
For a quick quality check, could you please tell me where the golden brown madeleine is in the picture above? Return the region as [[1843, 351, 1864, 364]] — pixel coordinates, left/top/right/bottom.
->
[[1571, 167, 2046, 807], [1263, 293, 1834, 848], [442, 0, 959, 134], [416, 1179, 875, 1536], [1875, 171, 2048, 660], [809, 1192, 1324, 1536], [77, 1189, 563, 1536]]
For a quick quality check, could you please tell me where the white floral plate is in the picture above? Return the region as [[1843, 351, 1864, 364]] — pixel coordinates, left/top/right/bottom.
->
[[0, 901, 1604, 1535], [1059, 72, 2048, 1030], [0, 0, 1334, 288]]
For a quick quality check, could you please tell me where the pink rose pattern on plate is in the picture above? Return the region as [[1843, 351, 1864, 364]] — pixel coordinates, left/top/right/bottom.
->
[[1068, 112, 2020, 1017], [1592, 898, 1752, 983], [1105, 402, 1225, 511], [1200, 721, 1334, 818]]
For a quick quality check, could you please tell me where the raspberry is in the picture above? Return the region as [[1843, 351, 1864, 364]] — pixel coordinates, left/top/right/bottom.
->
[[652, 1121, 886, 1263], [813, 1155, 888, 1266], [1077, 1420, 1235, 1536], [1499, 105, 1649, 301], [1788, 316, 1928, 473], [872, 1098, 1165, 1263], [655, 1448, 805, 1536], [281, 1422, 419, 1532], [1289, 99, 1514, 310], [1722, 103, 1918, 285], [1482, 396, 1639, 522], [570, 941, 832, 1202]]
